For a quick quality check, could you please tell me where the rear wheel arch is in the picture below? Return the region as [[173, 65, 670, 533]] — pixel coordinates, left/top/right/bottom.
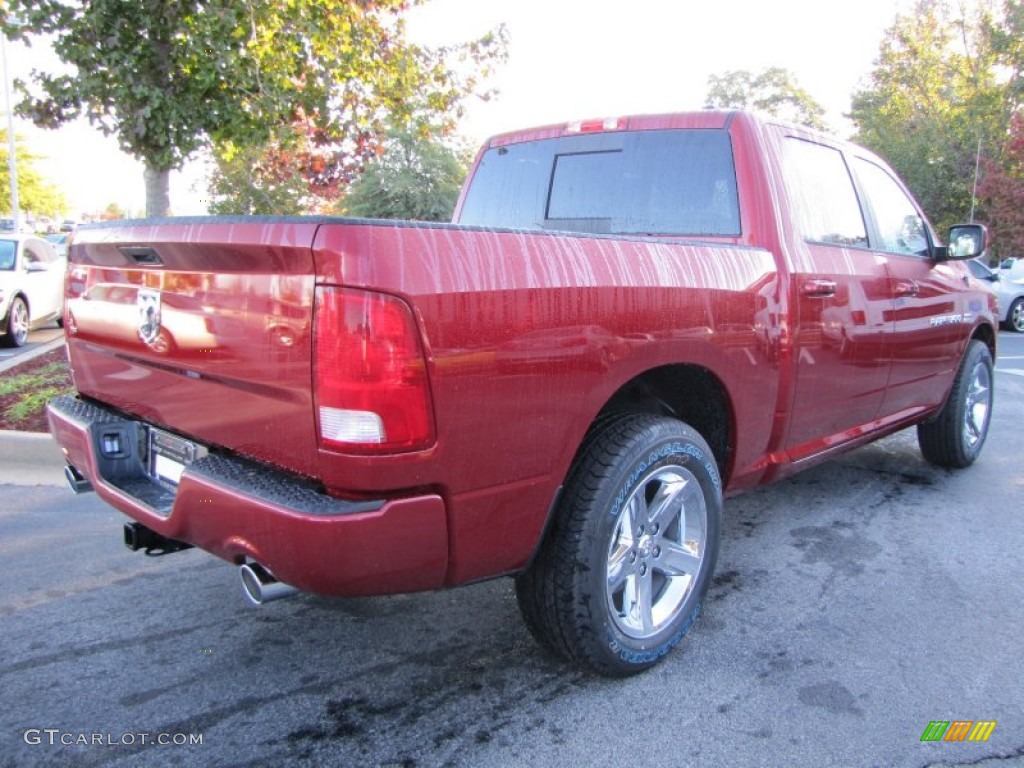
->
[[590, 364, 734, 483], [520, 364, 733, 579]]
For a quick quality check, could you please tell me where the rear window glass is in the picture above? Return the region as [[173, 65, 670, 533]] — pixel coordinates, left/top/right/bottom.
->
[[459, 129, 740, 237]]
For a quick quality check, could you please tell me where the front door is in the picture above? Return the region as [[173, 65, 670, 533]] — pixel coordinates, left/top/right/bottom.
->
[[851, 157, 969, 417]]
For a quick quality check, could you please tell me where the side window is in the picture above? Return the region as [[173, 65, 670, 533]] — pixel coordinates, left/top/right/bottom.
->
[[23, 245, 46, 266], [854, 158, 930, 257], [783, 137, 868, 248], [0, 241, 15, 270]]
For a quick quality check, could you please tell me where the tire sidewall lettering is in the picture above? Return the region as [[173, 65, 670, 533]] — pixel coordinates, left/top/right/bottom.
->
[[610, 439, 713, 516]]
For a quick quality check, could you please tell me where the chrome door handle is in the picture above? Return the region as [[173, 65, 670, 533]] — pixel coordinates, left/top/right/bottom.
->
[[801, 279, 837, 298], [895, 281, 920, 298]]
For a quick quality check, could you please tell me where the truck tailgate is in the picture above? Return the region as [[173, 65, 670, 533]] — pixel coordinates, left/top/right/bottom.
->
[[64, 219, 321, 477]]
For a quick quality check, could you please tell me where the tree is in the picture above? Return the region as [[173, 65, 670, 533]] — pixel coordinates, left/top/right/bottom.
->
[[207, 118, 336, 215], [0, 128, 67, 217], [849, 0, 1018, 235], [976, 112, 1024, 257], [100, 201, 129, 220], [704, 67, 828, 131], [341, 128, 469, 221], [3, 1, 506, 217]]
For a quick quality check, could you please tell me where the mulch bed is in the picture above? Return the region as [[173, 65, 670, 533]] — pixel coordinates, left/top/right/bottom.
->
[[0, 347, 73, 433]]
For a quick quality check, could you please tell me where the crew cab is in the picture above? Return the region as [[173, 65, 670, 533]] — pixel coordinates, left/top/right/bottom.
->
[[47, 111, 996, 675]]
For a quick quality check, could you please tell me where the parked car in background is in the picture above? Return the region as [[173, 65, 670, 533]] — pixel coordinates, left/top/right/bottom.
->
[[45, 233, 70, 259], [999, 258, 1024, 281], [969, 258, 1024, 332], [0, 234, 66, 347]]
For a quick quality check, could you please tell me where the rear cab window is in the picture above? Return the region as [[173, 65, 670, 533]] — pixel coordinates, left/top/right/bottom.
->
[[459, 129, 741, 237]]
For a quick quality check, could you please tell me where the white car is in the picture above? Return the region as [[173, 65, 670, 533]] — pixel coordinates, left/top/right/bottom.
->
[[0, 234, 66, 347], [999, 257, 1024, 281], [969, 258, 1024, 332]]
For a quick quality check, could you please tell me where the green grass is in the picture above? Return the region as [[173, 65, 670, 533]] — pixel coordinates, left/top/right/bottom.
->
[[0, 357, 75, 430], [0, 363, 70, 396]]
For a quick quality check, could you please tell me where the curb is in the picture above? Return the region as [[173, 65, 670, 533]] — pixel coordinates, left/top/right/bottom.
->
[[1, 336, 69, 487], [0, 429, 66, 487]]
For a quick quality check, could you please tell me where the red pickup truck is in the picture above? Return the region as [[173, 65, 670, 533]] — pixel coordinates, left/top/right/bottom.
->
[[48, 111, 996, 676]]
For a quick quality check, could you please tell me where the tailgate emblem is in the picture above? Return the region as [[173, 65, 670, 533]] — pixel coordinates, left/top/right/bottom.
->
[[137, 288, 162, 344]]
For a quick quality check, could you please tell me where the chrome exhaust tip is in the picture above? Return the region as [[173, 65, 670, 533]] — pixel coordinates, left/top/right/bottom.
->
[[239, 562, 298, 605], [64, 464, 93, 494]]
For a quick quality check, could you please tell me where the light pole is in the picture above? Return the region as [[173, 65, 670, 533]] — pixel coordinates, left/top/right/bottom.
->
[[1, 20, 20, 232]]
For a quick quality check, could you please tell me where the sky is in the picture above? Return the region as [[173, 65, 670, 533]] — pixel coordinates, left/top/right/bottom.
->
[[3, 0, 912, 218]]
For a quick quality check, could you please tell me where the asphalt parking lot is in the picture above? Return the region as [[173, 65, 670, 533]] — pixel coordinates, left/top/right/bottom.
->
[[1, 332, 1022, 767]]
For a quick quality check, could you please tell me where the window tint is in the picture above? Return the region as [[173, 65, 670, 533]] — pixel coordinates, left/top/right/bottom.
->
[[783, 138, 868, 248], [0, 240, 15, 270], [459, 129, 740, 236], [966, 260, 990, 280], [854, 158, 930, 257]]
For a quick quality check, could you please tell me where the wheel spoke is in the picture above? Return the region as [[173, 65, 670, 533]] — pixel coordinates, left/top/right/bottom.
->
[[636, 569, 655, 634], [607, 545, 632, 592], [658, 541, 702, 577], [647, 474, 686, 531], [964, 365, 991, 445], [625, 493, 646, 536]]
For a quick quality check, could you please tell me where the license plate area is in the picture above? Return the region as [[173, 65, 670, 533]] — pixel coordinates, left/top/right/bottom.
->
[[146, 427, 207, 489]]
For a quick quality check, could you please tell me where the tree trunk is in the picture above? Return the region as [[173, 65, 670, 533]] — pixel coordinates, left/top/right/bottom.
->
[[144, 165, 171, 217]]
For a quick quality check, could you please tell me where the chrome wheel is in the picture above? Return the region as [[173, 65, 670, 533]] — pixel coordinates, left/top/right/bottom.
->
[[515, 414, 722, 676], [606, 465, 707, 640], [962, 357, 992, 450], [1010, 299, 1024, 333], [8, 298, 29, 347], [918, 340, 993, 468]]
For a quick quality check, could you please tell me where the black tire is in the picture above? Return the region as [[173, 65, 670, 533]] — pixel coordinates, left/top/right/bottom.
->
[[1, 296, 29, 348], [917, 339, 993, 468], [1007, 298, 1024, 333], [515, 414, 722, 676]]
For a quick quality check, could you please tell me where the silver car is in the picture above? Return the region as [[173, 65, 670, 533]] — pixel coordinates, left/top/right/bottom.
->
[[969, 258, 1024, 332]]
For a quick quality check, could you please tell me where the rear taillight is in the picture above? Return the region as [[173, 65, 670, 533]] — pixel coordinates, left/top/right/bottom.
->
[[314, 287, 435, 454]]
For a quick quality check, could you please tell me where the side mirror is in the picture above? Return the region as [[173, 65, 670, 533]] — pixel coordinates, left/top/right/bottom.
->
[[942, 224, 987, 260], [24, 260, 49, 273]]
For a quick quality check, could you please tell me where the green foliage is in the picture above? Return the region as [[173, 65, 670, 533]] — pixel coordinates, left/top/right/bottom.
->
[[3, 1, 506, 216], [207, 131, 313, 215], [704, 67, 829, 131], [341, 128, 469, 221], [0, 129, 67, 216], [849, 0, 1019, 236], [101, 201, 129, 220]]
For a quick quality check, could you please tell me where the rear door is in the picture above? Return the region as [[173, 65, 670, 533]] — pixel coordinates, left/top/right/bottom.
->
[[780, 136, 894, 457], [22, 238, 64, 320]]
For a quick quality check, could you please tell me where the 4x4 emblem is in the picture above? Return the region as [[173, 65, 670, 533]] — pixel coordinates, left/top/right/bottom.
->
[[137, 288, 162, 344]]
